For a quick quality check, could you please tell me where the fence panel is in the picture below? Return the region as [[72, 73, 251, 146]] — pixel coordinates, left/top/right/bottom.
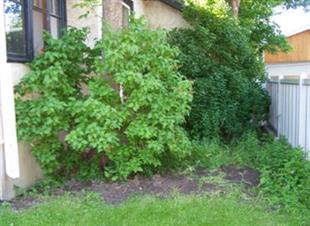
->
[[267, 81, 279, 131], [267, 77, 310, 159]]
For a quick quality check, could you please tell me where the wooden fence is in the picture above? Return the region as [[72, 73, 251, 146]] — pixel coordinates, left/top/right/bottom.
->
[[267, 76, 310, 159]]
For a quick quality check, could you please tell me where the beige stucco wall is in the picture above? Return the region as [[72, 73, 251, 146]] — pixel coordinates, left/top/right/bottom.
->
[[10, 63, 29, 85], [106, 0, 188, 30], [67, 0, 103, 46], [12, 143, 43, 187], [143, 1, 188, 29], [133, 0, 146, 17]]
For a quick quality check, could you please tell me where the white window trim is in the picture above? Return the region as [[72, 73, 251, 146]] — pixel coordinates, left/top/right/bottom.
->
[[122, 2, 132, 15], [0, 0, 20, 180]]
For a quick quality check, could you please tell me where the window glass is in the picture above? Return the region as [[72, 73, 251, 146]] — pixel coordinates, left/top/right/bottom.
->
[[5, 0, 66, 61], [32, 0, 47, 55], [50, 0, 61, 38], [4, 0, 26, 56], [50, 17, 60, 38]]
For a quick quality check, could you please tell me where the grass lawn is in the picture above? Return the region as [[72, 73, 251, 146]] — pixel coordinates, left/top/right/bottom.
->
[[0, 193, 307, 226]]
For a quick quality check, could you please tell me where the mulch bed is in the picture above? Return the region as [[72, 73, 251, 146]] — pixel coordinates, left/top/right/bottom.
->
[[5, 166, 260, 210]]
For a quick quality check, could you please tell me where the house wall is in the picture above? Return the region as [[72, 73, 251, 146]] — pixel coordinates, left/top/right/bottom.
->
[[67, 0, 103, 47], [143, 0, 188, 29], [265, 30, 310, 63], [266, 62, 310, 77], [101, 0, 188, 30], [134, 0, 146, 17]]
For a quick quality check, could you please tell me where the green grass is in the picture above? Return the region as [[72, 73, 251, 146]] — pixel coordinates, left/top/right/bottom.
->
[[0, 193, 308, 226]]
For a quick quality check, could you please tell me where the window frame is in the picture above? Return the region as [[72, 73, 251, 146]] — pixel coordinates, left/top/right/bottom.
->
[[6, 0, 33, 63], [123, 0, 133, 11], [122, 0, 133, 28], [6, 0, 67, 63], [49, 0, 67, 37]]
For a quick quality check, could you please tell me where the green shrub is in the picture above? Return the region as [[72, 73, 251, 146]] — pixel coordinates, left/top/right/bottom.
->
[[186, 132, 310, 211], [185, 139, 231, 170], [169, 3, 270, 140], [15, 28, 91, 177], [234, 133, 310, 211], [15, 19, 192, 180], [66, 19, 192, 180]]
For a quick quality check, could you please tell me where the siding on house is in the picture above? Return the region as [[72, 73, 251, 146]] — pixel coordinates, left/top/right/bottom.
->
[[265, 30, 310, 63], [265, 29, 310, 78], [266, 62, 310, 77]]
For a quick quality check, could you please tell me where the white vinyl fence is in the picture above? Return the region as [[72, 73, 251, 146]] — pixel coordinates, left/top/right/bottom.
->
[[267, 76, 310, 159]]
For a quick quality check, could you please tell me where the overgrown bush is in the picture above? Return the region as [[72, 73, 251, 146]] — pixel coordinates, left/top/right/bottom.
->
[[188, 133, 310, 212], [15, 19, 192, 180], [235, 133, 310, 211], [169, 2, 270, 140], [15, 28, 92, 177]]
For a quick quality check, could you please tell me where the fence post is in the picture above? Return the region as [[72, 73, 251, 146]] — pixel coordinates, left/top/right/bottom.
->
[[277, 75, 283, 137], [298, 73, 307, 148]]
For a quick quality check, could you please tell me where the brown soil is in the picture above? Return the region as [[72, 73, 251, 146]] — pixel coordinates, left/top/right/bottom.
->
[[221, 165, 260, 187], [4, 166, 260, 210]]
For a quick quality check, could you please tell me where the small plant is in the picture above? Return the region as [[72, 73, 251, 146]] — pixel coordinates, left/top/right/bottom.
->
[[234, 133, 310, 211], [185, 139, 231, 170], [185, 132, 310, 212]]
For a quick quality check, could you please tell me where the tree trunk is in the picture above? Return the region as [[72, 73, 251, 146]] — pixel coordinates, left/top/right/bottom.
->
[[229, 0, 241, 17], [102, 0, 123, 29]]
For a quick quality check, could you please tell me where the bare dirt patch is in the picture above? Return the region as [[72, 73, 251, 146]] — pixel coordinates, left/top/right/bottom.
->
[[5, 166, 260, 210], [221, 165, 260, 187]]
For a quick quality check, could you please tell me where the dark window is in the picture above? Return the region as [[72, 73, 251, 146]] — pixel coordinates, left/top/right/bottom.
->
[[4, 0, 66, 62], [4, 0, 31, 62]]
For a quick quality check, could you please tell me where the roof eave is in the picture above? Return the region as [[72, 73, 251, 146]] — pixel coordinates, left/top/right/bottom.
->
[[285, 27, 310, 37], [159, 0, 184, 11]]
